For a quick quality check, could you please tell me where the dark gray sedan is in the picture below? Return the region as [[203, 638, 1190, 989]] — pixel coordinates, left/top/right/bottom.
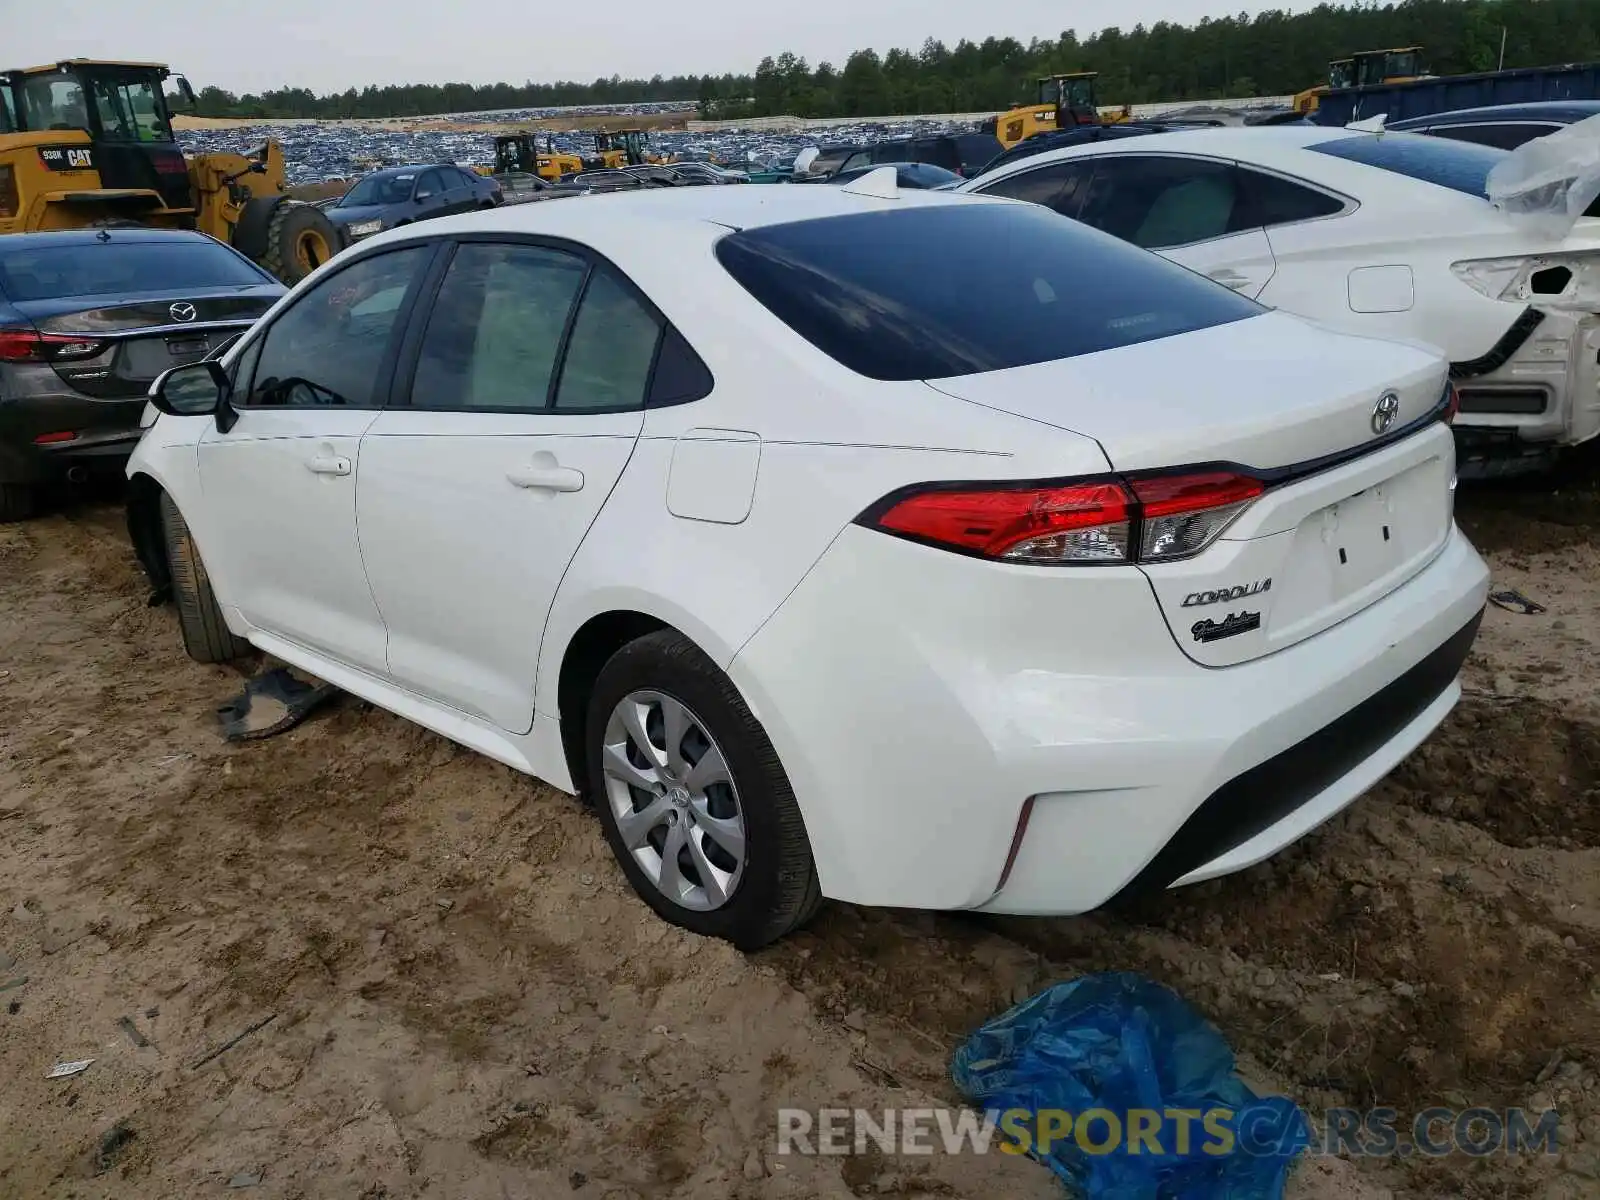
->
[[327, 164, 502, 244], [0, 228, 286, 521]]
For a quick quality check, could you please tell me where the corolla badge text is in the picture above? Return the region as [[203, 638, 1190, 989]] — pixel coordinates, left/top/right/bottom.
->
[[1181, 578, 1271, 608]]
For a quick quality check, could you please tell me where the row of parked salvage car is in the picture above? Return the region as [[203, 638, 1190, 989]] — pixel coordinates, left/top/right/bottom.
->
[[0, 113, 1594, 949]]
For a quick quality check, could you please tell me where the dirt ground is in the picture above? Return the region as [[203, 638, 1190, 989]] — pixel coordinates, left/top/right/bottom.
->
[[1, 460, 1598, 1199]]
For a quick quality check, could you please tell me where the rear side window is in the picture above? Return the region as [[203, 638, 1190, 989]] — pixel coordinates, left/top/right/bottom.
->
[[1074, 156, 1247, 249], [1239, 169, 1347, 227], [714, 203, 1262, 382], [0, 240, 271, 300], [554, 267, 662, 411], [1307, 133, 1503, 198]]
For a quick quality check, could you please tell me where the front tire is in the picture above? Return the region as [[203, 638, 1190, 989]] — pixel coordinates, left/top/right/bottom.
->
[[586, 630, 822, 949], [158, 493, 252, 664], [259, 200, 341, 285]]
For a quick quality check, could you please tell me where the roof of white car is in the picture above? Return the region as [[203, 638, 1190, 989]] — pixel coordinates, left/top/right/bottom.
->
[[392, 175, 998, 244], [970, 125, 1372, 182]]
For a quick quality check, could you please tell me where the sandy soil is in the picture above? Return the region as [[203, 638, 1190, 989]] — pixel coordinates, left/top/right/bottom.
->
[[1, 465, 1598, 1199]]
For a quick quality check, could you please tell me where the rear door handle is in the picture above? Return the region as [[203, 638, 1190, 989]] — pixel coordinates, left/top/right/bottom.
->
[[307, 454, 351, 476], [507, 464, 584, 492]]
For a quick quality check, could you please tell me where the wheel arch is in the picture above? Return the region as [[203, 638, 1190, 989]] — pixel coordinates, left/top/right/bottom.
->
[[124, 471, 171, 600], [554, 609, 671, 798]]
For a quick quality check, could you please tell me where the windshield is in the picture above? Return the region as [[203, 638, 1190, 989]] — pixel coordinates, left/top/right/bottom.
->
[[0, 240, 272, 301], [340, 173, 415, 207], [715, 202, 1262, 382], [1308, 132, 1503, 198]]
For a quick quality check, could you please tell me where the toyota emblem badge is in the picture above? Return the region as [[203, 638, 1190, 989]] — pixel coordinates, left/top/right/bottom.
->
[[1370, 391, 1400, 436], [169, 302, 198, 323]]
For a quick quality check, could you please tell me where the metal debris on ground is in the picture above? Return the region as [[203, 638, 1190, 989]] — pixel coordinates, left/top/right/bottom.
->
[[47, 1059, 93, 1079], [118, 1016, 150, 1048], [227, 1168, 265, 1188], [1489, 588, 1547, 614], [190, 1013, 278, 1070], [216, 668, 339, 742]]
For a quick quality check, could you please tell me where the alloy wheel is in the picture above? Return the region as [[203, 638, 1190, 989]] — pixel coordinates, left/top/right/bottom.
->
[[600, 690, 747, 912]]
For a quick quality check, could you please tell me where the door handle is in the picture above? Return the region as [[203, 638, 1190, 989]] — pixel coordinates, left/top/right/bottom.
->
[[307, 454, 351, 476], [507, 464, 584, 492]]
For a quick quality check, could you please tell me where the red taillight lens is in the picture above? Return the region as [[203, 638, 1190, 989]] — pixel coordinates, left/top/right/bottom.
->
[[873, 481, 1133, 563], [33, 431, 78, 445], [0, 328, 106, 363], [1443, 381, 1460, 424], [863, 470, 1263, 566], [1130, 472, 1265, 562]]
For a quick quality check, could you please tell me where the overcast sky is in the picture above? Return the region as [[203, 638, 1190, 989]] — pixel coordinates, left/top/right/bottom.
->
[[6, 0, 1319, 96]]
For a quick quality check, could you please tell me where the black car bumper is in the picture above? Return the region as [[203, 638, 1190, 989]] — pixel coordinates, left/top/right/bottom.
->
[[0, 392, 146, 485]]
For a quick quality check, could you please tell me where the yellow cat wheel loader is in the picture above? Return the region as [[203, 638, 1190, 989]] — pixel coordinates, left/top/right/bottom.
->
[[0, 59, 341, 284], [490, 131, 583, 182]]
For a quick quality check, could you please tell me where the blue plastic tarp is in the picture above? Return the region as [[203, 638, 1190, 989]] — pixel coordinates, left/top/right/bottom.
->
[[951, 972, 1308, 1199]]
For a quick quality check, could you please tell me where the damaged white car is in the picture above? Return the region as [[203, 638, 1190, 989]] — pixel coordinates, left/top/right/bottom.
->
[[962, 122, 1600, 474]]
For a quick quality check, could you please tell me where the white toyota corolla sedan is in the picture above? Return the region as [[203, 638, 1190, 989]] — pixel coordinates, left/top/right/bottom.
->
[[127, 176, 1489, 948], [961, 125, 1600, 473]]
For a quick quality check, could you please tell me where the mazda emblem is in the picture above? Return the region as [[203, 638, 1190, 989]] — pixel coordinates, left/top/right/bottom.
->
[[169, 302, 198, 323], [1370, 391, 1400, 436]]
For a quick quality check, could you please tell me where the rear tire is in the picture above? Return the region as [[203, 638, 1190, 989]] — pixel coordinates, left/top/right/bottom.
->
[[259, 200, 341, 286], [585, 630, 822, 950], [159, 493, 251, 664], [0, 483, 34, 523]]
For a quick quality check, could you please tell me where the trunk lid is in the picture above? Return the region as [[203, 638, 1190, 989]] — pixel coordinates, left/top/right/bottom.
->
[[925, 311, 1447, 472], [927, 310, 1458, 667], [15, 285, 280, 401]]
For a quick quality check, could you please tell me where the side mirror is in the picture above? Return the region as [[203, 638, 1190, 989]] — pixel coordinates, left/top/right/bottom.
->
[[150, 360, 228, 418]]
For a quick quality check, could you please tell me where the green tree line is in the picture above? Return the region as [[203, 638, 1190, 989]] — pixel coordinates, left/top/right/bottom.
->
[[178, 0, 1600, 121]]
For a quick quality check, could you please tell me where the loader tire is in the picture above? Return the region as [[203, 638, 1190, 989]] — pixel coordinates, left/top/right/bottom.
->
[[259, 201, 340, 286], [159, 492, 252, 664]]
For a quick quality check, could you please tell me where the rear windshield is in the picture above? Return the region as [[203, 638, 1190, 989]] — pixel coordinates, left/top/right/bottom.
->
[[1307, 132, 1503, 198], [0, 241, 271, 301], [714, 202, 1263, 381]]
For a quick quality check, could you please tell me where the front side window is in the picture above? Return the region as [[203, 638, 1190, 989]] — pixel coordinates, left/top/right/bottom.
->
[[244, 246, 428, 408], [1075, 155, 1245, 249], [410, 242, 588, 410], [715, 203, 1262, 382], [414, 169, 446, 199]]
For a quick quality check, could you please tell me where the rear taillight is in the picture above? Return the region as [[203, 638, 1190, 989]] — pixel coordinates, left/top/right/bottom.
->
[[862, 470, 1263, 565], [1443, 381, 1460, 425], [0, 329, 106, 363]]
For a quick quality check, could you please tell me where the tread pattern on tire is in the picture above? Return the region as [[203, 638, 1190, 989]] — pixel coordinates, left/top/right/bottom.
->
[[158, 493, 251, 664], [588, 629, 823, 949], [260, 200, 339, 285]]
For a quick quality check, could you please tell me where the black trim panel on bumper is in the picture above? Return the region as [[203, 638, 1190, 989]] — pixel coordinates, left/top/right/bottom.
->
[[1115, 607, 1484, 900]]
